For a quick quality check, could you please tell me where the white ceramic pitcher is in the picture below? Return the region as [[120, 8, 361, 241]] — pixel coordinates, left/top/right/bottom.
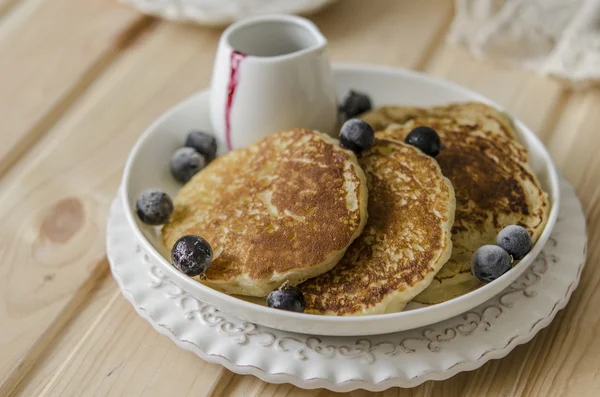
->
[[210, 15, 338, 150]]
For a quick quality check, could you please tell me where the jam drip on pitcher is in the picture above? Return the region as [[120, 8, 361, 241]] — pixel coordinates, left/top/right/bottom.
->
[[225, 50, 247, 150]]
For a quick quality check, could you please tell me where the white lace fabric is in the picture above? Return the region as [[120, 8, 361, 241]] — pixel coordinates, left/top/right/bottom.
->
[[449, 0, 600, 89], [124, 0, 599, 88]]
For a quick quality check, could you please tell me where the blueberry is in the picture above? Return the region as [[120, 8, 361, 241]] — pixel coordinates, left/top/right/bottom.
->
[[340, 119, 375, 154], [471, 245, 512, 283], [170, 147, 206, 183], [171, 235, 213, 277], [496, 225, 532, 260], [405, 126, 441, 157], [267, 282, 305, 313], [136, 189, 173, 225], [340, 90, 372, 119], [185, 131, 218, 162]]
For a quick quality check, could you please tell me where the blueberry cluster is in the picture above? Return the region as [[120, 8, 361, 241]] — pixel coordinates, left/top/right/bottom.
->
[[171, 131, 217, 183], [135, 130, 218, 278], [338, 91, 375, 155], [338, 91, 443, 158], [471, 225, 533, 283]]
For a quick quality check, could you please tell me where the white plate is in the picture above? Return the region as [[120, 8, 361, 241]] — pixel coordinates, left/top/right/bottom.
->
[[121, 64, 560, 336], [108, 178, 585, 391]]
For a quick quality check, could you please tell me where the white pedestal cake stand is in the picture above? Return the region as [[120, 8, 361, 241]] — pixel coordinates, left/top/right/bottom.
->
[[107, 178, 586, 392]]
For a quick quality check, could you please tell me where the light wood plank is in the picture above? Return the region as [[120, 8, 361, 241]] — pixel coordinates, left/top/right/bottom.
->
[[0, 0, 148, 177], [0, 258, 109, 395], [35, 287, 228, 397], [214, 375, 298, 397], [12, 270, 117, 396], [0, 0, 20, 20], [0, 20, 220, 395], [425, 47, 566, 135], [310, 0, 452, 68]]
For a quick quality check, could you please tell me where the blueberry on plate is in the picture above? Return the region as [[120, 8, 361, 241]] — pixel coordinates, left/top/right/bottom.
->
[[170, 147, 206, 183], [340, 119, 375, 154], [471, 245, 512, 283], [136, 189, 173, 225], [267, 282, 306, 313], [171, 235, 213, 277], [496, 225, 532, 260], [405, 126, 441, 157], [185, 131, 218, 162], [340, 90, 372, 119]]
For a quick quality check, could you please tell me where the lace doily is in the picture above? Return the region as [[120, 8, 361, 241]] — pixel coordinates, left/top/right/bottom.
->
[[449, 0, 600, 88]]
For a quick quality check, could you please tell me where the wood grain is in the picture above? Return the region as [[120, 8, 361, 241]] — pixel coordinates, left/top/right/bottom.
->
[[0, 0, 20, 20], [2, 0, 600, 395], [34, 288, 229, 397], [425, 47, 566, 135], [310, 0, 453, 68], [0, 19, 218, 397], [0, 0, 148, 178], [11, 268, 118, 396]]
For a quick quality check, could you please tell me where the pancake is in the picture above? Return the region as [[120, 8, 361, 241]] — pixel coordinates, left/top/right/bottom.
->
[[299, 139, 455, 315], [360, 102, 518, 140], [366, 103, 550, 303], [162, 129, 368, 297]]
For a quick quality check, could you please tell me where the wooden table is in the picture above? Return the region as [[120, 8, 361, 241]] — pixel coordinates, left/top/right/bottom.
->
[[2, 0, 598, 395]]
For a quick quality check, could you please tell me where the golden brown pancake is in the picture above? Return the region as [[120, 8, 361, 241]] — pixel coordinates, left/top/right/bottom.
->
[[360, 102, 518, 140], [365, 103, 550, 303], [299, 139, 455, 315], [162, 129, 368, 297]]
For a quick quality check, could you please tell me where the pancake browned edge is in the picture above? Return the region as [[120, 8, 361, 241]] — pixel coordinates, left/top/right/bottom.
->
[[363, 103, 550, 303], [360, 102, 518, 140], [162, 129, 368, 297], [299, 139, 456, 315]]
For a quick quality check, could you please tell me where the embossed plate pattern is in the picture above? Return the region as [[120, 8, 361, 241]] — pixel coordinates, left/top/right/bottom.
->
[[121, 66, 560, 336], [107, 178, 586, 391]]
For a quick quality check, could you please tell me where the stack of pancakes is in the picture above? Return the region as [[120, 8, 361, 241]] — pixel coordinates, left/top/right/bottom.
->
[[363, 103, 549, 304], [163, 103, 549, 315]]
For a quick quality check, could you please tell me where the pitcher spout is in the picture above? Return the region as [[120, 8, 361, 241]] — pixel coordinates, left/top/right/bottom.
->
[[221, 14, 327, 60]]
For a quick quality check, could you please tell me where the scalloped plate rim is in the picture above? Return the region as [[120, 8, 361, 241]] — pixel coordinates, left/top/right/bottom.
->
[[107, 178, 586, 391], [118, 63, 561, 336]]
